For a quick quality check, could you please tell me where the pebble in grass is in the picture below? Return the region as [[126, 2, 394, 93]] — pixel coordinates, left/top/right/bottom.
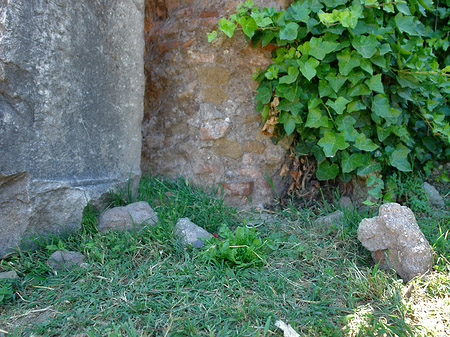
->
[[357, 203, 433, 282], [98, 201, 158, 232], [422, 182, 445, 209], [175, 218, 213, 248], [0, 270, 18, 280], [48, 250, 86, 270]]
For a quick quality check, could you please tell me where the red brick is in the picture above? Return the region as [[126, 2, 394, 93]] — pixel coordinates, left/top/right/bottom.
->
[[156, 40, 181, 53], [165, 0, 180, 10], [200, 18, 218, 28], [199, 164, 221, 174], [182, 38, 195, 48], [176, 8, 194, 19], [187, 50, 215, 63], [199, 11, 219, 18], [224, 181, 254, 196], [152, 22, 180, 38]]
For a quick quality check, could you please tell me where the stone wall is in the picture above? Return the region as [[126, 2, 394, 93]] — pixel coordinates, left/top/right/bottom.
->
[[142, 0, 290, 207], [0, 0, 145, 257]]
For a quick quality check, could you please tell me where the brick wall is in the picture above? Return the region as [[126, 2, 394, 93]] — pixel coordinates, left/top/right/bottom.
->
[[143, 0, 290, 207]]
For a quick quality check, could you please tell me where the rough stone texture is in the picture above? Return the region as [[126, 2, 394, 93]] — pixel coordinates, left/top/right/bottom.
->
[[357, 203, 433, 282], [422, 182, 445, 209], [0, 173, 31, 257], [48, 250, 86, 270], [0, 270, 19, 280], [0, 1, 145, 257], [142, 0, 289, 208], [98, 202, 158, 232], [175, 217, 213, 248], [339, 196, 353, 210]]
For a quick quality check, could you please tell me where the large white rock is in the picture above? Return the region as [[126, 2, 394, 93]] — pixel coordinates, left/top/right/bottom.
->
[[357, 203, 433, 282]]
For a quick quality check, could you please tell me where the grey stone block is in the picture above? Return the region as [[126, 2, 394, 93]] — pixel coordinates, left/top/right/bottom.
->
[[0, 1, 144, 257], [48, 250, 86, 270]]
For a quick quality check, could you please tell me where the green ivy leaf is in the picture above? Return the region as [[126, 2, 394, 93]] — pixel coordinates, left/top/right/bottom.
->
[[376, 124, 394, 142], [288, 1, 311, 23], [347, 100, 366, 112], [250, 12, 273, 27], [348, 83, 371, 96], [365, 74, 384, 93], [255, 87, 272, 104], [366, 175, 384, 199], [372, 94, 393, 121], [280, 22, 299, 41], [326, 97, 350, 115], [325, 73, 347, 93], [357, 160, 382, 176], [238, 16, 258, 38], [276, 84, 298, 101], [265, 65, 279, 80], [354, 133, 379, 151], [360, 58, 373, 75], [337, 49, 361, 76], [207, 30, 218, 42], [341, 151, 364, 173], [395, 13, 420, 36], [218, 18, 237, 38], [318, 131, 349, 157], [319, 80, 336, 98], [279, 112, 302, 135], [370, 55, 388, 70], [262, 31, 277, 46], [351, 35, 378, 58], [316, 160, 340, 180], [348, 72, 366, 85], [305, 108, 329, 128], [308, 37, 339, 60], [389, 145, 412, 172], [298, 56, 320, 81], [279, 66, 300, 84], [336, 115, 358, 141]]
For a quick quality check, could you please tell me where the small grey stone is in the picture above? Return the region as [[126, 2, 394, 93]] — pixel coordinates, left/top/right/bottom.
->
[[314, 210, 344, 228], [192, 239, 206, 248], [0, 270, 19, 280], [175, 218, 213, 248], [357, 203, 433, 282], [422, 182, 445, 209], [339, 197, 353, 210], [48, 250, 86, 270], [98, 201, 158, 232]]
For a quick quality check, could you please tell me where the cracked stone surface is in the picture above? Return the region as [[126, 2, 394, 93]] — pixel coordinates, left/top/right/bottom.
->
[[357, 203, 433, 282]]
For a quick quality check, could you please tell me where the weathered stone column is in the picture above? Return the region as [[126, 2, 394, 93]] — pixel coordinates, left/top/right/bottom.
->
[[0, 0, 145, 257]]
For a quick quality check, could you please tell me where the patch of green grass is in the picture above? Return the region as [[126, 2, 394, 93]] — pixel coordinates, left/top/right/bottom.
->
[[0, 175, 449, 336]]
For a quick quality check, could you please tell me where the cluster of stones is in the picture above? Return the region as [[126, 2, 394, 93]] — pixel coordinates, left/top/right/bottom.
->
[[30, 201, 213, 271], [1, 198, 442, 284], [142, 0, 289, 207]]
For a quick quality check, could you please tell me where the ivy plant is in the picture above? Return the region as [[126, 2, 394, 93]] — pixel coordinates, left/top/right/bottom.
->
[[209, 0, 450, 200]]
